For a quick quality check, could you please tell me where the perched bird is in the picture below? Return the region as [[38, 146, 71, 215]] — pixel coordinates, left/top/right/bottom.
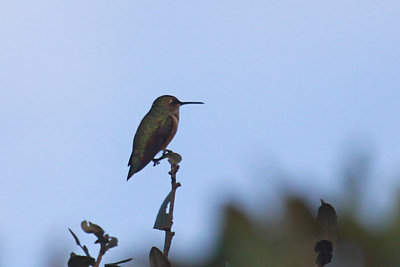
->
[[127, 95, 203, 180]]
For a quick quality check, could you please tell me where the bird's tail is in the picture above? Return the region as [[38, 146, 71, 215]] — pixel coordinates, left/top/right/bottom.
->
[[127, 152, 135, 180], [127, 167, 135, 181]]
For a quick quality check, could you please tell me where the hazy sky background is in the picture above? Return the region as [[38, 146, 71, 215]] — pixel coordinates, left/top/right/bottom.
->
[[1, 1, 400, 266]]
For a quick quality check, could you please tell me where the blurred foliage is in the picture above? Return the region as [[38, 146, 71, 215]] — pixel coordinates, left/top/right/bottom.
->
[[171, 153, 400, 267], [205, 198, 320, 267], [315, 200, 337, 266], [171, 195, 400, 267], [45, 151, 400, 267]]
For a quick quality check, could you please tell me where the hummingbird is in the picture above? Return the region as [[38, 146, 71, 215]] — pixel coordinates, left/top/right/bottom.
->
[[127, 95, 204, 180]]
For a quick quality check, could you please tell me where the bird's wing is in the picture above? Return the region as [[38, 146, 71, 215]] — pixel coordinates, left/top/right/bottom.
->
[[139, 115, 175, 165], [127, 115, 174, 178]]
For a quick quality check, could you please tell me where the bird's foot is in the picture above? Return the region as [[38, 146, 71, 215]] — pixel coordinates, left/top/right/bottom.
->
[[152, 159, 161, 166], [152, 150, 172, 166]]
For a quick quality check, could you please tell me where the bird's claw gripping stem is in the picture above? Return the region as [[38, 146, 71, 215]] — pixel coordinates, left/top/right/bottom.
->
[[152, 150, 172, 166]]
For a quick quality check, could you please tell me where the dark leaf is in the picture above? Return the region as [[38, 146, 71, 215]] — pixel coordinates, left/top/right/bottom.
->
[[81, 221, 107, 244], [315, 240, 333, 266], [81, 221, 104, 235], [68, 228, 91, 257], [69, 228, 81, 246], [149, 247, 171, 267], [154, 192, 172, 230], [68, 253, 95, 267], [105, 258, 133, 267], [106, 237, 118, 249], [82, 245, 90, 257]]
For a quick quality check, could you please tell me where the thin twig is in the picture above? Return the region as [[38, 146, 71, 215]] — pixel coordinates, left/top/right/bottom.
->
[[163, 163, 181, 257], [93, 242, 107, 267]]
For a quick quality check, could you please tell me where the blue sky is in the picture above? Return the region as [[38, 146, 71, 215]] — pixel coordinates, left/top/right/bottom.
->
[[1, 1, 400, 266]]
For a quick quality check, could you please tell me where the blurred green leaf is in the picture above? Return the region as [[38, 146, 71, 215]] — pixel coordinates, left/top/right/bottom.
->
[[317, 200, 338, 242], [154, 192, 172, 230], [67, 253, 95, 267], [149, 247, 171, 267]]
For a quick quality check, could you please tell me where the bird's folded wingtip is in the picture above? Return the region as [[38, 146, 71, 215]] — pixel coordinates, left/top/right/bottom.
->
[[127, 166, 136, 181]]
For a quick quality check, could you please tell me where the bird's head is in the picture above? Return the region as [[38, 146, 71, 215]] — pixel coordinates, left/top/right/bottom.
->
[[152, 95, 204, 114]]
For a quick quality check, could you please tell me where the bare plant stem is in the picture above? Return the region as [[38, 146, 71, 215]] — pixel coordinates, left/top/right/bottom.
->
[[93, 242, 107, 267], [163, 163, 181, 257]]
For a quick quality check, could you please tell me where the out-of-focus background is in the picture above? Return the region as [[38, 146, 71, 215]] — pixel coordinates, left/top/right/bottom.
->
[[1, 1, 400, 266]]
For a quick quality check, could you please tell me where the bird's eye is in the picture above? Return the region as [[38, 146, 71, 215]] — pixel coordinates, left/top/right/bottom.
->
[[171, 99, 179, 105]]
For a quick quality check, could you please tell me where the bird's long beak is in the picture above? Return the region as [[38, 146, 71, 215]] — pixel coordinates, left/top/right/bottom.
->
[[179, 101, 204, 105]]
